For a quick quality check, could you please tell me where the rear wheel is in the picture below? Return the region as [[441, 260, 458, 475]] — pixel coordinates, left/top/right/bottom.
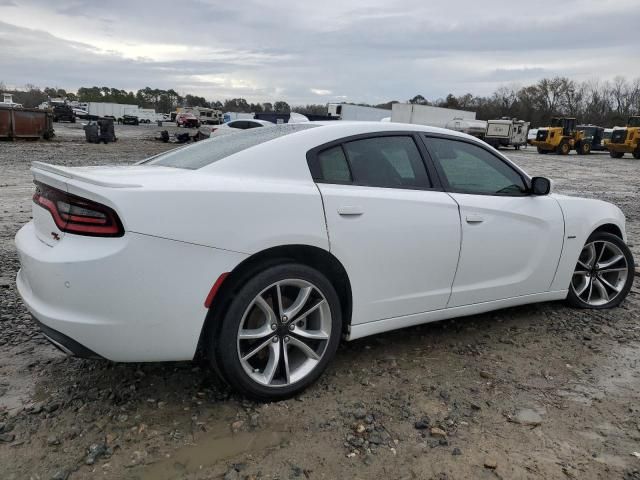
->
[[609, 151, 624, 158], [632, 149, 640, 159], [213, 263, 342, 401], [567, 232, 634, 309], [537, 147, 547, 154], [577, 142, 591, 155]]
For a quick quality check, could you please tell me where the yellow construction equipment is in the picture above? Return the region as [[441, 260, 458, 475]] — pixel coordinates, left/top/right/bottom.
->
[[530, 117, 590, 155], [606, 116, 640, 159]]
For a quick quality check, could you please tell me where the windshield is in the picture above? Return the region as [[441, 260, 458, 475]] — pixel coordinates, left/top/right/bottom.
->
[[628, 117, 640, 127], [141, 123, 318, 169]]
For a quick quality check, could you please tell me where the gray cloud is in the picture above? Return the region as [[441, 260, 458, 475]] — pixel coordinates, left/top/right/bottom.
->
[[1, 0, 639, 104]]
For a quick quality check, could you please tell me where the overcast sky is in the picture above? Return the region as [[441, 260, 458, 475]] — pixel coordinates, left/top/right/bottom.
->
[[1, 0, 639, 105]]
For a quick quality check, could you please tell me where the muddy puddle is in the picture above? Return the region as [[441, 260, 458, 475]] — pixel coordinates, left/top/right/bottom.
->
[[138, 430, 287, 480]]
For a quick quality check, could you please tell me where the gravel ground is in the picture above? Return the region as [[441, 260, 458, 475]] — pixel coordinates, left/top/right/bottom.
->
[[1, 124, 639, 480]]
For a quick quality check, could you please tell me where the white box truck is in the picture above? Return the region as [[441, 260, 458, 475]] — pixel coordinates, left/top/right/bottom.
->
[[391, 104, 476, 129], [327, 103, 391, 121], [484, 118, 530, 149]]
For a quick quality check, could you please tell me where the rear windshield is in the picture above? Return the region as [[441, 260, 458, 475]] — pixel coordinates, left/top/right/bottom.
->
[[141, 123, 317, 170]]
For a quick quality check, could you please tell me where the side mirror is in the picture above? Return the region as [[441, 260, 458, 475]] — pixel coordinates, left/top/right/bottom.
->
[[531, 176, 552, 195]]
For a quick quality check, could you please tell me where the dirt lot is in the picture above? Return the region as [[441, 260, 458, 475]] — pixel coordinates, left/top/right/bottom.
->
[[1, 124, 639, 480]]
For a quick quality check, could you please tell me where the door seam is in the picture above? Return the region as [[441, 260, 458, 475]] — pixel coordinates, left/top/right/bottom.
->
[[313, 182, 332, 251], [445, 192, 463, 308]]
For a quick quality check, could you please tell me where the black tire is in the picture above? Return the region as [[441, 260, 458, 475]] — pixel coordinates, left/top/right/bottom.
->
[[557, 140, 570, 155], [609, 151, 624, 159], [577, 141, 591, 155], [632, 149, 640, 159], [566, 231, 635, 309], [537, 147, 547, 154], [212, 263, 342, 401]]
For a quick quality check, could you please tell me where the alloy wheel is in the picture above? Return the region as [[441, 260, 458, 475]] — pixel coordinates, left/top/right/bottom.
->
[[237, 279, 332, 387], [571, 240, 629, 306]]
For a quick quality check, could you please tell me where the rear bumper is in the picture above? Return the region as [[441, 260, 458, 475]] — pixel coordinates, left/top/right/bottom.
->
[[15, 221, 247, 362], [34, 316, 103, 359]]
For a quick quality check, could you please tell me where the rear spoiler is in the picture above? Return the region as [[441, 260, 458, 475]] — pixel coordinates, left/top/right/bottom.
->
[[31, 162, 142, 188]]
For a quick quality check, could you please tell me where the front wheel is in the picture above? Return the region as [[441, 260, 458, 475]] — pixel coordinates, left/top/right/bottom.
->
[[633, 149, 640, 159], [557, 141, 570, 155], [213, 263, 342, 401], [567, 232, 634, 309]]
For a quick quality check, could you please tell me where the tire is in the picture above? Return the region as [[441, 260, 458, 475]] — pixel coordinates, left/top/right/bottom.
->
[[212, 263, 342, 401], [557, 140, 570, 155], [567, 231, 635, 309], [632, 149, 640, 159], [577, 142, 591, 155], [537, 147, 547, 154], [609, 151, 624, 159]]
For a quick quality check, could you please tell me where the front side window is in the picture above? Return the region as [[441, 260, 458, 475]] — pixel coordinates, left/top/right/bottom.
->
[[425, 137, 526, 195], [343, 136, 430, 189]]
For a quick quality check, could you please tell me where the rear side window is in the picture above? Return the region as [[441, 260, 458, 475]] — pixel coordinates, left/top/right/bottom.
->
[[317, 146, 352, 183], [343, 136, 430, 189]]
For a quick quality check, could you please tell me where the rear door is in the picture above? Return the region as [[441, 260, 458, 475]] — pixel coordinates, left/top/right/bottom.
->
[[308, 133, 462, 325], [423, 135, 564, 307]]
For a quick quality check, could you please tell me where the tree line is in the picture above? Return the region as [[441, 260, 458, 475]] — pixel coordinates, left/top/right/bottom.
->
[[2, 76, 639, 127], [408, 76, 640, 127]]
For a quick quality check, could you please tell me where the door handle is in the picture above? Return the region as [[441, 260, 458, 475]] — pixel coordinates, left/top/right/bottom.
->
[[337, 206, 364, 216], [466, 214, 484, 224]]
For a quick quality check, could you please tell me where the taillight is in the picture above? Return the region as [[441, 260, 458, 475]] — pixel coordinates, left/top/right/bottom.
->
[[33, 182, 124, 237]]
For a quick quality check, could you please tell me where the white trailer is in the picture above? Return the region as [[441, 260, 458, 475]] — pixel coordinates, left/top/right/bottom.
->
[[391, 103, 476, 129], [445, 118, 488, 138], [484, 118, 530, 149], [86, 102, 139, 122], [327, 103, 391, 121], [136, 108, 161, 123], [223, 112, 255, 123]]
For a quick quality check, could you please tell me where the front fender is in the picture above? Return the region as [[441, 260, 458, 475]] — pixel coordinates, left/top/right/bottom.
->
[[550, 195, 627, 291]]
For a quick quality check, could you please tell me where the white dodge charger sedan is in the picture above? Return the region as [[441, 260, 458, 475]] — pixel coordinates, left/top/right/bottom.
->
[[15, 122, 635, 400]]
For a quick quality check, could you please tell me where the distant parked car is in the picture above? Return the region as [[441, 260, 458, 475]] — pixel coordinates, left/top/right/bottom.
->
[[121, 114, 140, 126], [219, 119, 273, 130], [52, 105, 76, 123], [176, 112, 199, 128]]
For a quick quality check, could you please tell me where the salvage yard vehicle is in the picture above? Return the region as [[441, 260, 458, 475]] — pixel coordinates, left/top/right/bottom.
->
[[15, 122, 635, 400], [484, 118, 529, 150], [120, 114, 139, 126], [577, 125, 606, 151], [531, 117, 591, 155], [606, 116, 640, 159], [52, 104, 76, 123], [176, 112, 199, 128]]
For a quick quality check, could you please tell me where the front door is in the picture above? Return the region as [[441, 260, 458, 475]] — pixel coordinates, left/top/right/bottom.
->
[[423, 135, 564, 307]]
